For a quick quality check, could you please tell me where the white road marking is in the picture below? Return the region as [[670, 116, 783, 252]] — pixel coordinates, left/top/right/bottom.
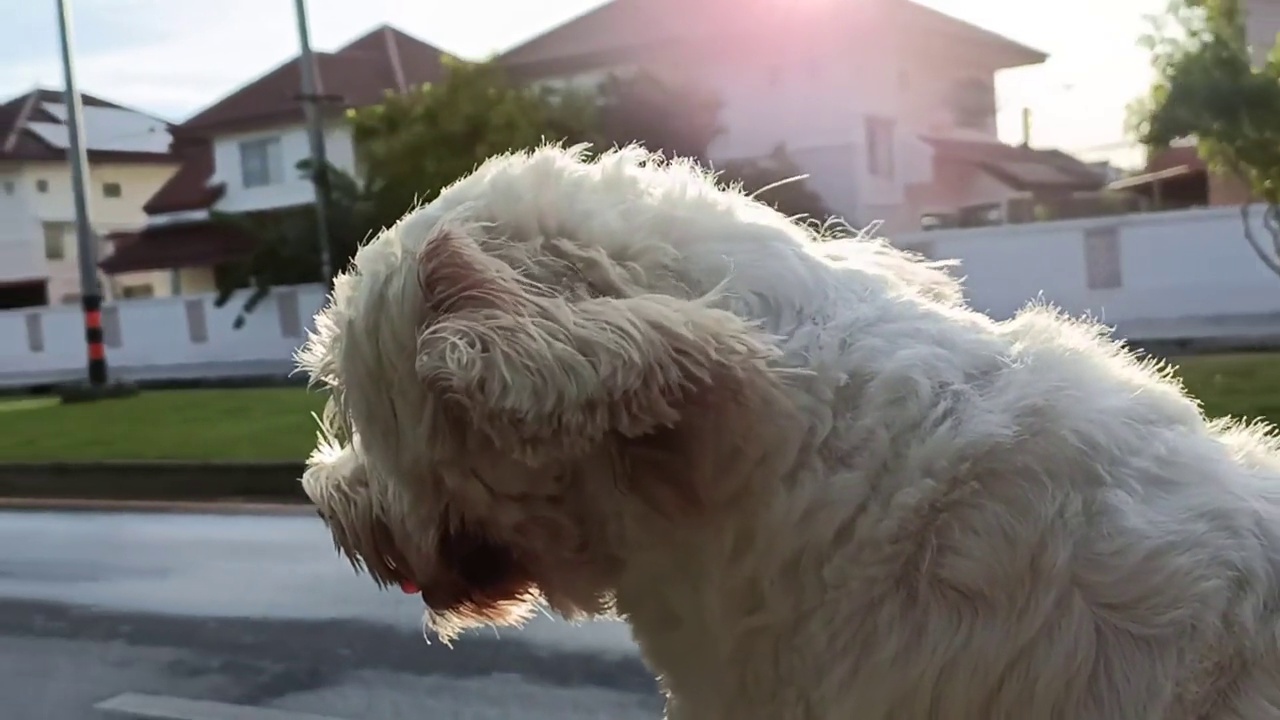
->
[[94, 693, 347, 720]]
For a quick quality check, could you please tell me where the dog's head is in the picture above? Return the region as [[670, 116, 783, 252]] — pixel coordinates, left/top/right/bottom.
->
[[297, 147, 807, 640]]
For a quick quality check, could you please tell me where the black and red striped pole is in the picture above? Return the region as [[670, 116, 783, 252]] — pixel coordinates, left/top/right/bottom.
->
[[56, 0, 108, 386], [82, 295, 107, 385]]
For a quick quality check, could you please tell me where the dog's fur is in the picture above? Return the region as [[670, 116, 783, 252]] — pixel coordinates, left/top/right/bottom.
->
[[298, 145, 1280, 719]]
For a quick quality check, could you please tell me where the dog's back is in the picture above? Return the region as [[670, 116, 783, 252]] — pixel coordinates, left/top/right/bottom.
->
[[370, 146, 1280, 718], [778, 301, 1280, 719]]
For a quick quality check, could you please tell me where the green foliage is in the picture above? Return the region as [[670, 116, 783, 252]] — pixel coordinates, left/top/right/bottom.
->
[[593, 70, 725, 162], [212, 160, 372, 327], [215, 59, 838, 323], [591, 73, 834, 223], [1129, 0, 1280, 275], [349, 56, 599, 222], [717, 145, 836, 224], [213, 57, 597, 320], [1130, 0, 1280, 193]]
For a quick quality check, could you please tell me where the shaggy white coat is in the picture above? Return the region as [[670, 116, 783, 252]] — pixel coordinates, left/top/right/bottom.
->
[[298, 145, 1280, 720]]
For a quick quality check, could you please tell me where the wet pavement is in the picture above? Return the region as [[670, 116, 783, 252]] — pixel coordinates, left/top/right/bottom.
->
[[0, 510, 661, 719]]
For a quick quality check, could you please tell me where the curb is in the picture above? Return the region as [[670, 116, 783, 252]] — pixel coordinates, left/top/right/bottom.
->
[[0, 460, 309, 506], [0, 497, 312, 514]]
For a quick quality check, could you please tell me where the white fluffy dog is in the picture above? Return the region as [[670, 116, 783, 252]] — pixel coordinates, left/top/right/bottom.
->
[[298, 145, 1280, 719]]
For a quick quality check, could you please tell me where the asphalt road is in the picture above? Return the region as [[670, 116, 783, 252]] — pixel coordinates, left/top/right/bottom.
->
[[0, 509, 662, 720]]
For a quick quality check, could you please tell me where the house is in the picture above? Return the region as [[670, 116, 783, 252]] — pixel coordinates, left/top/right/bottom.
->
[[100, 25, 449, 292], [496, 0, 1105, 233], [1108, 143, 1258, 211], [1104, 144, 1240, 211], [0, 88, 178, 309]]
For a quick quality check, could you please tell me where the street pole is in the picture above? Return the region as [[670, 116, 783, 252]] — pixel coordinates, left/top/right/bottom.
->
[[292, 0, 334, 285], [55, 0, 107, 387]]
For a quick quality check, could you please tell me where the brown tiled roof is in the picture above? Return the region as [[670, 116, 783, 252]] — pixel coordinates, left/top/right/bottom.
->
[[178, 25, 449, 136], [924, 137, 1105, 192], [902, 2, 1046, 66], [497, 0, 1046, 77], [141, 24, 449, 217], [0, 277, 45, 290], [497, 0, 692, 72], [1105, 146, 1207, 193], [1107, 165, 1202, 192], [142, 138, 225, 214], [100, 221, 257, 274], [0, 87, 175, 164], [1144, 145, 1205, 174]]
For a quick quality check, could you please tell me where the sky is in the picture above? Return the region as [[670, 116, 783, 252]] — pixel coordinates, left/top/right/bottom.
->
[[0, 0, 1167, 168]]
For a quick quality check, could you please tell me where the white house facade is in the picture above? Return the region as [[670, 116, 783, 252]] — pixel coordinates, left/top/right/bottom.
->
[[500, 0, 1103, 233], [101, 25, 448, 290], [207, 122, 358, 215], [0, 89, 178, 308]]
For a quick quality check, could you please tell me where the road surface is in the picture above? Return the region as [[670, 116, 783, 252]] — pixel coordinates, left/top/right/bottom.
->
[[0, 509, 662, 720]]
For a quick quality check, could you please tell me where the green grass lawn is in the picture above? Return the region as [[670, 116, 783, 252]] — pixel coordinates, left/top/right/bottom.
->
[[0, 388, 326, 462], [0, 352, 1274, 462], [1170, 353, 1280, 428]]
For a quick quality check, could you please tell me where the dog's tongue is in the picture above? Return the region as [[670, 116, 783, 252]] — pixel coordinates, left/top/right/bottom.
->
[[398, 579, 419, 594]]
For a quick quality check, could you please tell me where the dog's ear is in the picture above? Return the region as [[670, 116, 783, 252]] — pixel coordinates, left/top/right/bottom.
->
[[415, 226, 801, 512]]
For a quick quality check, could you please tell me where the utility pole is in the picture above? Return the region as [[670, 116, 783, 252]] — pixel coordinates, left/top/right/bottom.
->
[[55, 0, 107, 387], [292, 0, 334, 285]]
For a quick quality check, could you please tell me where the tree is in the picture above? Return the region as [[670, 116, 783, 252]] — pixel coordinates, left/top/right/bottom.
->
[[1129, 0, 1280, 276], [350, 57, 600, 225], [593, 70, 725, 163], [592, 72, 836, 224], [214, 56, 597, 322], [718, 144, 835, 224], [212, 161, 374, 327], [216, 61, 839, 325]]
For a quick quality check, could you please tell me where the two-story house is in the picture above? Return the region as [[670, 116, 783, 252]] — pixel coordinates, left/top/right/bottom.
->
[[497, 0, 1105, 233], [0, 88, 178, 309], [101, 25, 448, 292]]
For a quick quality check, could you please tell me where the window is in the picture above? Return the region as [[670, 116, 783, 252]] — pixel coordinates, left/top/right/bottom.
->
[[120, 284, 154, 299], [239, 136, 284, 188], [865, 116, 895, 179], [950, 78, 995, 130], [35, 179, 49, 193], [43, 222, 71, 260], [102, 181, 122, 198]]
